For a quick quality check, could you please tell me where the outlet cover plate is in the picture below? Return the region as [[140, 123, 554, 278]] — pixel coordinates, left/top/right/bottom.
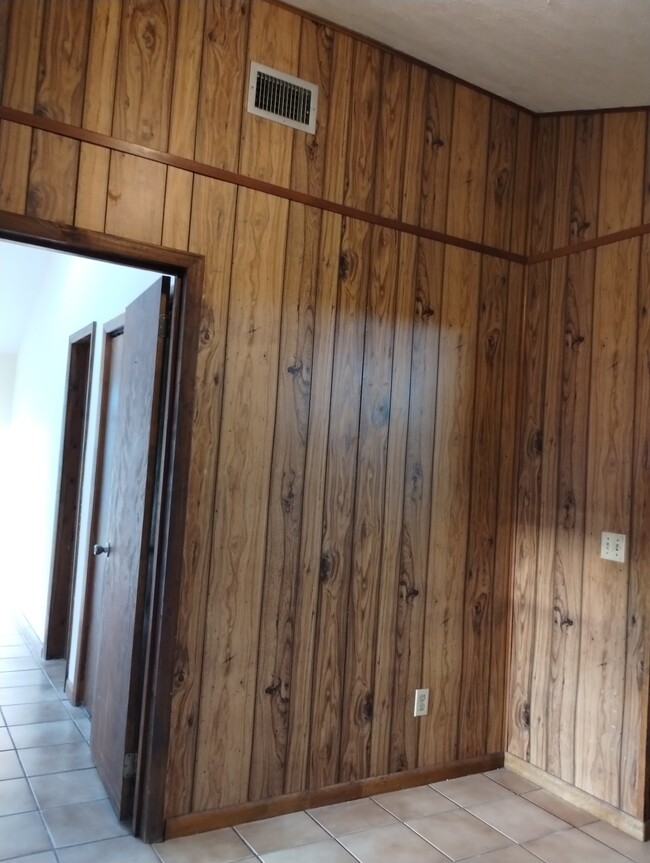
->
[[601, 531, 625, 563], [414, 688, 429, 717]]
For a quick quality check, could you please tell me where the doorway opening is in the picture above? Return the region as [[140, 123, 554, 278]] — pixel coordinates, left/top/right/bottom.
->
[[0, 211, 203, 842]]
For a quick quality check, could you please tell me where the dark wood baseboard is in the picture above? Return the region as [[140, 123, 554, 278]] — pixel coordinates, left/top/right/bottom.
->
[[165, 752, 503, 839]]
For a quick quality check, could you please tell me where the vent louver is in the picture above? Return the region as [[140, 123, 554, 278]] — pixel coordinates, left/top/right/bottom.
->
[[247, 62, 318, 134]]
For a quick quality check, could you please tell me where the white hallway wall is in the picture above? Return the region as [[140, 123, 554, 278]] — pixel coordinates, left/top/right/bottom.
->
[[1, 242, 162, 668]]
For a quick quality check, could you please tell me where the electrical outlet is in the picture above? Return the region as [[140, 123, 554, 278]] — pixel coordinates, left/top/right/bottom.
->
[[601, 531, 625, 563], [414, 688, 429, 717]]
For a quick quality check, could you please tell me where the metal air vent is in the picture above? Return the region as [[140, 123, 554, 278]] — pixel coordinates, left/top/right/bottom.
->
[[247, 62, 318, 134]]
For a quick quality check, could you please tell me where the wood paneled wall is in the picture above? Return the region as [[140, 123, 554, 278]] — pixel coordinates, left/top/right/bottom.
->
[[509, 109, 650, 820], [2, 0, 649, 835]]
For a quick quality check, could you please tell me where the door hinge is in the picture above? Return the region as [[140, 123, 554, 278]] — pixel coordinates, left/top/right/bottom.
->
[[123, 752, 138, 780], [158, 313, 169, 339]]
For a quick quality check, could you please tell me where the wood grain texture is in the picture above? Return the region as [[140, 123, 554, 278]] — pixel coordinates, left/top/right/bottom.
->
[[194, 188, 289, 810], [167, 0, 205, 158], [420, 246, 481, 766], [569, 114, 602, 244], [0, 0, 10, 102], [574, 239, 638, 806], [112, 0, 177, 149], [248, 202, 322, 800], [373, 54, 408, 219], [1, 0, 43, 110], [528, 117, 558, 256], [284, 210, 342, 793], [390, 237, 444, 772], [598, 112, 646, 236], [321, 30, 353, 204], [238, 2, 301, 185], [74, 143, 110, 232], [162, 167, 193, 250], [309, 216, 371, 789], [445, 85, 490, 242], [419, 72, 455, 233], [510, 113, 532, 255], [0, 120, 32, 212], [339, 225, 398, 781], [26, 131, 78, 223], [105, 152, 166, 245], [483, 102, 517, 249], [552, 116, 575, 248], [342, 41, 381, 211], [82, 0, 123, 133], [194, 0, 248, 171], [165, 176, 237, 818], [458, 255, 508, 759]]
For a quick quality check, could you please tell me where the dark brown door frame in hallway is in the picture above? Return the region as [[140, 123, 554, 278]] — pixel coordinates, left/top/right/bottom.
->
[[0, 210, 204, 843]]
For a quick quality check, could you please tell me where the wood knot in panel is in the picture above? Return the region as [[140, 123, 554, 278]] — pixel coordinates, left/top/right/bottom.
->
[[319, 551, 334, 583], [361, 693, 373, 722], [493, 167, 511, 204]]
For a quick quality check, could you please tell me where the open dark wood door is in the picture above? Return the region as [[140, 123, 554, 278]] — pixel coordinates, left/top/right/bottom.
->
[[90, 277, 171, 820]]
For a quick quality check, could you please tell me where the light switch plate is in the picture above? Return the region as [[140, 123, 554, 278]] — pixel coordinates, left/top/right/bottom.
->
[[601, 531, 625, 563]]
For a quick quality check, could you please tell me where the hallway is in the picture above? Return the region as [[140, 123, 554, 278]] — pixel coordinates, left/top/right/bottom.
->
[[3, 610, 650, 861]]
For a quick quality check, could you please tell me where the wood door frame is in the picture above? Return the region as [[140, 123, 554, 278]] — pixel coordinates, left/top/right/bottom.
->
[[0, 210, 204, 843], [45, 322, 95, 661]]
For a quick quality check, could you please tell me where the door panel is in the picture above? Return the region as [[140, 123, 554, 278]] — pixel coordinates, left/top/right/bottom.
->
[[90, 277, 170, 820]]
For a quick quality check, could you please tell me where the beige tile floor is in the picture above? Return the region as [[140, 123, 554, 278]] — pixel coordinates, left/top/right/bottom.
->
[[2, 611, 650, 862]]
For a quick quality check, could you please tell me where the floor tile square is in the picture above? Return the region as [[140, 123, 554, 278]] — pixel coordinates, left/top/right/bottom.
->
[[407, 808, 513, 860], [41, 798, 129, 847], [0, 748, 23, 780], [0, 656, 39, 672], [18, 740, 94, 776], [260, 838, 356, 862], [57, 834, 161, 862], [2, 854, 58, 863], [433, 773, 515, 808], [373, 785, 458, 820], [340, 821, 450, 862], [525, 826, 632, 862], [470, 794, 570, 842], [0, 810, 52, 860], [30, 767, 107, 808], [0, 646, 32, 659], [309, 797, 398, 836], [74, 716, 91, 741], [484, 768, 539, 794], [522, 788, 597, 827], [581, 821, 650, 862], [10, 719, 83, 749], [0, 727, 11, 750], [235, 811, 328, 854], [1, 700, 70, 725], [0, 685, 58, 706], [155, 826, 255, 862], [0, 669, 51, 688], [468, 845, 547, 862], [0, 776, 37, 815]]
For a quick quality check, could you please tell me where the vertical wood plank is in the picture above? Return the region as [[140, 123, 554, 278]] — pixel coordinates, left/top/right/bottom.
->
[[290, 18, 334, 199], [284, 211, 342, 793], [342, 42, 382, 212], [321, 31, 353, 204], [570, 114, 602, 243], [0, 0, 10, 101], [167, 0, 205, 157], [510, 112, 533, 256], [419, 72, 455, 233], [575, 239, 639, 805], [546, 249, 594, 783], [105, 152, 166, 245], [2, 0, 44, 109], [598, 111, 646, 235], [112, 0, 177, 149], [508, 261, 551, 761], [552, 116, 576, 248], [458, 255, 508, 759], [373, 54, 409, 219], [400, 64, 427, 226], [621, 232, 650, 817], [194, 188, 289, 810], [162, 167, 193, 250], [26, 131, 78, 223], [488, 260, 524, 752], [165, 176, 237, 818], [370, 231, 417, 775], [82, 0, 123, 133], [0, 121, 32, 213], [248, 202, 321, 800], [238, 2, 301, 185], [309, 216, 371, 789], [390, 237, 444, 771], [445, 85, 490, 242], [528, 257, 566, 770], [339, 225, 398, 781], [528, 117, 558, 256], [74, 143, 110, 231], [419, 246, 481, 765], [483, 102, 518, 249]]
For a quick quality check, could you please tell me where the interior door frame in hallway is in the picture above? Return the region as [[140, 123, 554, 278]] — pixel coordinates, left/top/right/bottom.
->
[[0, 209, 204, 843]]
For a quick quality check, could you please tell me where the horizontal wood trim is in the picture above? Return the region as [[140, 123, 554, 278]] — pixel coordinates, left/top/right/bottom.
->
[[504, 754, 646, 840], [165, 752, 503, 838], [0, 106, 526, 264], [528, 221, 650, 264]]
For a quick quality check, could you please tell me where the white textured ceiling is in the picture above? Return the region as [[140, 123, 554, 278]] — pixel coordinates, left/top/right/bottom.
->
[[285, 0, 650, 113]]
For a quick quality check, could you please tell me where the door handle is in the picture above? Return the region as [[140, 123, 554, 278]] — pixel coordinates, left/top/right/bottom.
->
[[93, 542, 111, 557]]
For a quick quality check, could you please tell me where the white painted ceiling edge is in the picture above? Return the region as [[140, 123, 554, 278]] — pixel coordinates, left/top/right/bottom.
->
[[285, 0, 650, 113]]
